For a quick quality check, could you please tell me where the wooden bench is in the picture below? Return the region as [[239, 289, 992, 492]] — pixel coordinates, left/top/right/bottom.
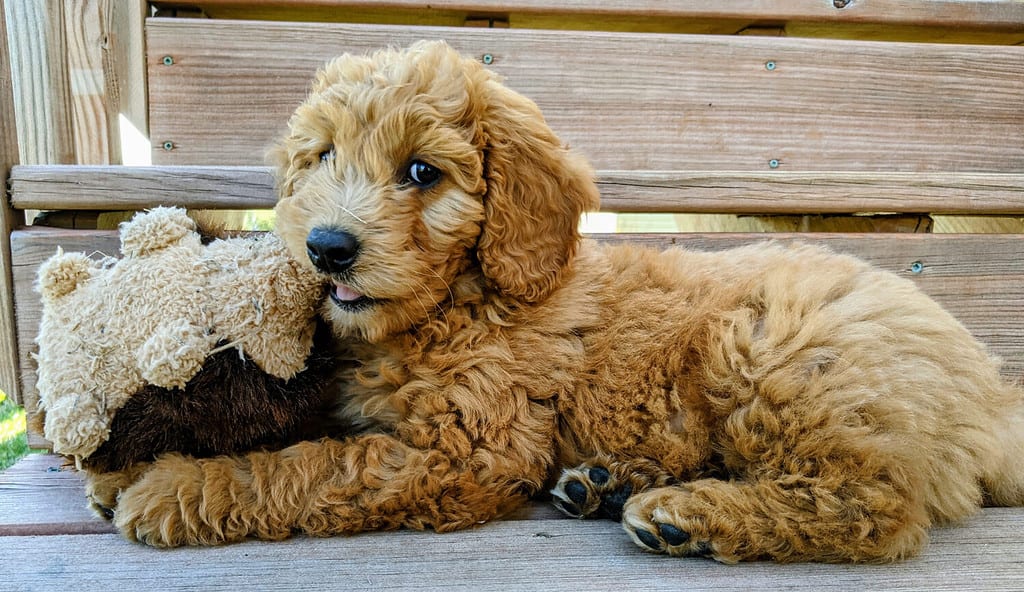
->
[[2, 1, 1024, 589]]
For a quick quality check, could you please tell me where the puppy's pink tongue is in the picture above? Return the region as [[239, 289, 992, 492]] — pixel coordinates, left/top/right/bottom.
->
[[334, 283, 363, 302]]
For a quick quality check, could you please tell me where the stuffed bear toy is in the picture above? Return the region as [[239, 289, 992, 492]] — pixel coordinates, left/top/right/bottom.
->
[[33, 207, 342, 473]]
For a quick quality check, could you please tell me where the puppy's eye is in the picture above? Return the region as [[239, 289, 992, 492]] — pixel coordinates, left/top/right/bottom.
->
[[318, 146, 335, 163], [403, 160, 442, 189]]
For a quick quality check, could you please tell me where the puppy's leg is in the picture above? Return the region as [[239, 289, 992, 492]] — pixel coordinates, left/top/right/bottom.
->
[[621, 475, 929, 564], [113, 434, 545, 547], [551, 457, 673, 520]]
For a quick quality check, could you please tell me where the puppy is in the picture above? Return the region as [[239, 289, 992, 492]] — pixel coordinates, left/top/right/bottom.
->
[[110, 41, 1024, 563]]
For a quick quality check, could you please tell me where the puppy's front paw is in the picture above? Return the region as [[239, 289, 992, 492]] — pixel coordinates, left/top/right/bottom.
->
[[551, 464, 630, 519], [113, 456, 214, 547], [551, 458, 674, 520], [621, 486, 727, 562]]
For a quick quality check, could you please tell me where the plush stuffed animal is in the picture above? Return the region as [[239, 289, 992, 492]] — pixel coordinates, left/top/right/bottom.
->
[[33, 207, 339, 472]]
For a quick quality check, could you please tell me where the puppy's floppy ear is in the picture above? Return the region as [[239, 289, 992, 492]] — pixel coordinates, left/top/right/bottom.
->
[[476, 77, 600, 303]]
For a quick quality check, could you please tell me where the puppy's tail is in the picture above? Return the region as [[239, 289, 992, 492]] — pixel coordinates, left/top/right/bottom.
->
[[982, 388, 1024, 506]]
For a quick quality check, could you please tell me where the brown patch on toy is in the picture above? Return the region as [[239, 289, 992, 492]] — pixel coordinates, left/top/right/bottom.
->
[[84, 321, 346, 473]]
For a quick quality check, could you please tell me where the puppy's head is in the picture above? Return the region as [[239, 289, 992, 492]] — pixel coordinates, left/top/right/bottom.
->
[[272, 41, 599, 342]]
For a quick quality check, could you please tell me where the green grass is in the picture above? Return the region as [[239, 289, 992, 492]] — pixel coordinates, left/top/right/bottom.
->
[[0, 392, 29, 471]]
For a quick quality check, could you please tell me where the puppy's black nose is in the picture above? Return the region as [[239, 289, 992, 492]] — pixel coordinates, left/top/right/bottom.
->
[[306, 227, 360, 273]]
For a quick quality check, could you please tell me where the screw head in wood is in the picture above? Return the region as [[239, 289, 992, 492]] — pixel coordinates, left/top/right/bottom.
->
[[162, 141, 175, 151], [482, 54, 494, 65], [765, 61, 777, 71], [768, 159, 780, 168], [162, 56, 174, 66]]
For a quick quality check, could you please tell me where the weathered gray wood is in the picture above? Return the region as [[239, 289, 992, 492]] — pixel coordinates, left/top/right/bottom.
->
[[145, 19, 1024, 170], [11, 165, 1024, 215], [0, 453, 114, 535], [1, 0, 23, 404], [10, 165, 279, 210], [3, 454, 1022, 590], [189, 0, 1024, 30], [4, 510, 1024, 591], [12, 229, 1024, 419]]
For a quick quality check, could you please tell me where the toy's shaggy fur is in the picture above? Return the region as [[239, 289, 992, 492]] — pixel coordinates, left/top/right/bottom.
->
[[35, 207, 326, 461], [108, 42, 1024, 562]]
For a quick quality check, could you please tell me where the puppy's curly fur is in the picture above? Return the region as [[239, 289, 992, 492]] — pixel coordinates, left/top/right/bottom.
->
[[108, 42, 1024, 562]]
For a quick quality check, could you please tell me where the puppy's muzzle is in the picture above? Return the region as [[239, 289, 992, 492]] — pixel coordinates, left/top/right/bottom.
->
[[306, 227, 360, 274]]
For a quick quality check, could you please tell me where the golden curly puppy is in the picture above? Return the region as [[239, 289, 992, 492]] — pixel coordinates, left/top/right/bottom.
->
[[110, 41, 1024, 562]]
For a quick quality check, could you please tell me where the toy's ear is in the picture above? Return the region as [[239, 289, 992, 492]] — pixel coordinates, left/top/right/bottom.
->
[[136, 320, 211, 389], [119, 206, 197, 258], [35, 249, 96, 301], [475, 74, 601, 303]]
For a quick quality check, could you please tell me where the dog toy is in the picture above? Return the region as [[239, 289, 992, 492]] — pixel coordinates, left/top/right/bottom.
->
[[33, 207, 335, 471]]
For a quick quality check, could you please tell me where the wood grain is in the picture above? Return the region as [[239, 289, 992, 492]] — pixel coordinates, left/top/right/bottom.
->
[[63, 0, 113, 164], [145, 19, 1024, 171], [12, 229, 1024, 418], [189, 0, 1024, 29], [10, 165, 279, 210], [0, 454, 113, 535], [1, 1, 23, 404], [4, 0, 75, 165], [11, 165, 1024, 215], [2, 455, 1023, 591]]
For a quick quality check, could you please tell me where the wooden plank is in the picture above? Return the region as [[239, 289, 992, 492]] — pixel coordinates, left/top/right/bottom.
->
[[5, 1, 147, 166], [4, 509, 1024, 591], [1, 0, 23, 403], [145, 20, 1024, 170], [3, 0, 75, 165], [188, 0, 1024, 30], [61, 0, 148, 165], [63, 0, 113, 164], [0, 454, 114, 536], [189, 5, 1024, 45], [3, 455, 1022, 590], [105, 0, 149, 163], [12, 229, 1024, 417], [10, 165, 279, 210], [11, 165, 1024, 215]]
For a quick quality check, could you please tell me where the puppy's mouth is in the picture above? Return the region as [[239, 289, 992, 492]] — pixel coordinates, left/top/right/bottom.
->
[[327, 282, 377, 311]]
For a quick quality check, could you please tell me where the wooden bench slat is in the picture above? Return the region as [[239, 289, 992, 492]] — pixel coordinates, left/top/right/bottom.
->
[[10, 165, 278, 211], [12, 229, 1024, 416], [12, 165, 1024, 215], [4, 454, 1024, 591], [4, 512, 1024, 590], [191, 0, 1024, 30], [146, 19, 1024, 170], [0, 454, 115, 536], [4, 453, 1023, 589]]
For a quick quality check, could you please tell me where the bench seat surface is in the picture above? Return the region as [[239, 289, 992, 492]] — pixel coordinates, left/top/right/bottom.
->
[[3, 454, 1024, 591]]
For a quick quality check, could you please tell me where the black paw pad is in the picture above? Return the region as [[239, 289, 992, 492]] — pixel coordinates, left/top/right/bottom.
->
[[588, 466, 611, 485], [634, 528, 663, 551], [597, 484, 632, 521], [657, 523, 690, 546], [554, 498, 581, 517], [564, 479, 589, 505]]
